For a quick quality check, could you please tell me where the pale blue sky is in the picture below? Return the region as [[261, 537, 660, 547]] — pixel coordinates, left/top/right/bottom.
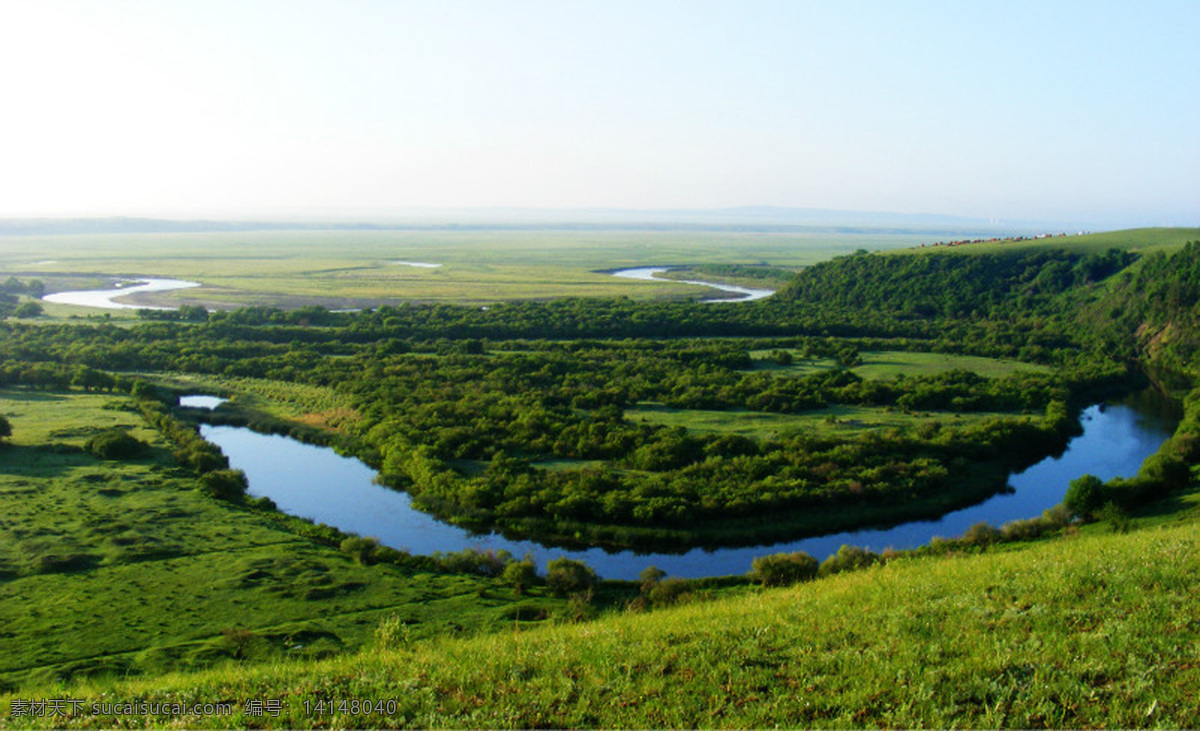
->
[[1, 0, 1196, 226]]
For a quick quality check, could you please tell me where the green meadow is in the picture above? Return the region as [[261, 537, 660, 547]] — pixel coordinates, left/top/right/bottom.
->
[[900, 226, 1200, 257], [627, 402, 1030, 441], [4, 484, 1198, 728], [748, 349, 1052, 380], [0, 389, 567, 687]]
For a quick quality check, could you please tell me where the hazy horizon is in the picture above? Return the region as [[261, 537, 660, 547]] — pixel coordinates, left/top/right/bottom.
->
[[2, 1, 1197, 229]]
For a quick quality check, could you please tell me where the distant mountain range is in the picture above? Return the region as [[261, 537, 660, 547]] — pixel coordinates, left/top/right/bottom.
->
[[0, 208, 1064, 237]]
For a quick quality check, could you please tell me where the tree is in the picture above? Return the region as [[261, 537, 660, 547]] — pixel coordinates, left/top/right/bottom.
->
[[1064, 474, 1104, 519], [638, 565, 666, 595], [13, 301, 42, 318], [0, 415, 11, 442], [545, 557, 596, 597], [200, 469, 249, 500], [501, 559, 539, 595]]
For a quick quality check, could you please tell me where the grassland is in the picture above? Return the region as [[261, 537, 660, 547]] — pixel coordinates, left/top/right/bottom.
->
[[0, 228, 934, 308], [898, 226, 1200, 257], [748, 349, 1052, 380], [0, 389, 567, 688], [627, 402, 1028, 440], [4, 482, 1197, 728]]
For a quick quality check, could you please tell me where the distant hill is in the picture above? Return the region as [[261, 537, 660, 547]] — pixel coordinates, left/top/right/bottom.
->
[[0, 208, 1043, 237]]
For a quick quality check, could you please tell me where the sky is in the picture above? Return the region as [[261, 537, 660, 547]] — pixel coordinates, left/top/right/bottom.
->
[[1, 0, 1197, 227]]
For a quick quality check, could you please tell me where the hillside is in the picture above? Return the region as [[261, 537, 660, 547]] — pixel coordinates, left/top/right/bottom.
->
[[4, 490, 1199, 728]]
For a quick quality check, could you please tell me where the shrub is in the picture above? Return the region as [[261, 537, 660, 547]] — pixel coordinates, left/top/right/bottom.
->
[[638, 565, 666, 595], [961, 521, 1003, 546], [501, 559, 539, 595], [340, 536, 379, 565], [819, 545, 881, 577], [1099, 501, 1131, 534], [1140, 453, 1190, 490], [1001, 516, 1050, 541], [1042, 503, 1072, 528], [749, 551, 819, 587], [545, 557, 597, 597], [433, 548, 513, 577], [648, 577, 690, 607], [1064, 474, 1104, 519], [200, 469, 248, 500], [13, 301, 42, 318], [374, 614, 412, 651], [85, 429, 145, 460]]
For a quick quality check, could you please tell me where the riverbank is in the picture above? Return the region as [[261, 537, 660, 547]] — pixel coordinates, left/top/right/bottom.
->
[[196, 390, 1176, 580]]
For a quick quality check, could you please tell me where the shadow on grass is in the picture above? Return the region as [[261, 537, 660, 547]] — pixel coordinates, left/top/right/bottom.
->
[[1131, 483, 1200, 523], [0, 390, 69, 403], [0, 443, 89, 477]]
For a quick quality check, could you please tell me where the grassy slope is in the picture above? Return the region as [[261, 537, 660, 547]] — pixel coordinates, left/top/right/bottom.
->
[[5, 488, 1198, 728], [0, 389, 564, 687], [897, 227, 1200, 257]]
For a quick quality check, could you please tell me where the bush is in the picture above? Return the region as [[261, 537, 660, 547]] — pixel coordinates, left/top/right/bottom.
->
[[647, 577, 690, 607], [374, 614, 413, 651], [85, 429, 145, 460], [1042, 503, 1072, 528], [961, 521, 1002, 546], [1099, 501, 1131, 534], [501, 559, 539, 595], [819, 545, 881, 577], [433, 548, 513, 577], [545, 557, 597, 597], [200, 469, 248, 500], [13, 301, 42, 318], [638, 565, 666, 595], [340, 536, 380, 565], [1064, 474, 1104, 519], [750, 551, 819, 587], [1001, 516, 1050, 541]]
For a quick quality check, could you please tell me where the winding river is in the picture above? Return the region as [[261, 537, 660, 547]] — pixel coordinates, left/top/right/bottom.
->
[[43, 278, 201, 310], [197, 390, 1177, 580], [610, 267, 775, 302]]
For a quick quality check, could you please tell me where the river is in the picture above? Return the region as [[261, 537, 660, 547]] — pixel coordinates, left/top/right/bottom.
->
[[197, 390, 1177, 580], [42, 278, 201, 310], [609, 267, 775, 302]]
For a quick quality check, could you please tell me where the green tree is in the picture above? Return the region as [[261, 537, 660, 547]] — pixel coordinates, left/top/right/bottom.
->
[[1064, 474, 1104, 519], [545, 557, 596, 597], [501, 559, 539, 595], [638, 565, 666, 595], [13, 301, 42, 318], [200, 469, 249, 500]]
